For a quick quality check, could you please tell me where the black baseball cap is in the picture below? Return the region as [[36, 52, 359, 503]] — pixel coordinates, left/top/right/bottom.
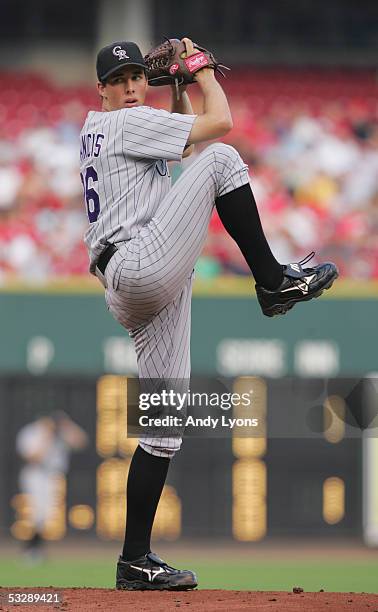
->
[[96, 41, 146, 82]]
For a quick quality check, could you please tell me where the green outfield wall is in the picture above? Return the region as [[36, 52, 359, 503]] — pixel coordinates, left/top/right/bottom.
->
[[1, 280, 377, 376]]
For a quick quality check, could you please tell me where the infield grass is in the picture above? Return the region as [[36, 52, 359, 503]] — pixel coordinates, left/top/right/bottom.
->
[[0, 557, 377, 593]]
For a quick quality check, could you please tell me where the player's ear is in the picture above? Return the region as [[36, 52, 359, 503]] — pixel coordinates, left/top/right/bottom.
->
[[97, 81, 106, 100]]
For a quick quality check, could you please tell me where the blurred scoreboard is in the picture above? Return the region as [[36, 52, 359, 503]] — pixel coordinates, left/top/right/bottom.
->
[[0, 375, 365, 543]]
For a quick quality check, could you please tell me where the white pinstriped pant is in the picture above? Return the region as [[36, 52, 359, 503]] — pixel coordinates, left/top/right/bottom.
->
[[104, 143, 250, 457]]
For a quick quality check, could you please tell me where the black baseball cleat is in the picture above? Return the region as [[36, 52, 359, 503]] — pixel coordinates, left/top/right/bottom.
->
[[255, 252, 339, 317], [116, 551, 198, 591]]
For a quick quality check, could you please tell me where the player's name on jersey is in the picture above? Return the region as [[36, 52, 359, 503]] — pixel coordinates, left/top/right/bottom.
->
[[139, 415, 259, 429], [80, 132, 105, 161]]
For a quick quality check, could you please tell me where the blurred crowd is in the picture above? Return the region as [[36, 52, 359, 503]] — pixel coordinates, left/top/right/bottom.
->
[[0, 69, 377, 282]]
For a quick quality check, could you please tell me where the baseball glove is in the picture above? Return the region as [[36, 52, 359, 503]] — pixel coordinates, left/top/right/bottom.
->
[[144, 38, 230, 87]]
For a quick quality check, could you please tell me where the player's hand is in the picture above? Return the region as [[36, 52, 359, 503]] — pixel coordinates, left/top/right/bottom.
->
[[181, 38, 198, 57], [181, 37, 214, 82]]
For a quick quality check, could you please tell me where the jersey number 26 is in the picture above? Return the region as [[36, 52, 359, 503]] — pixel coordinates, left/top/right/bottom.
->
[[81, 166, 100, 223]]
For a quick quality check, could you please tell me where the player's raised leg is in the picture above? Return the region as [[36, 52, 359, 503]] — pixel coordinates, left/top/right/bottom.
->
[[113, 141, 337, 323], [215, 182, 339, 317]]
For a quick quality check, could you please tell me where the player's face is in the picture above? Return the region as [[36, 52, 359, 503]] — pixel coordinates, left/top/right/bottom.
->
[[98, 66, 148, 111]]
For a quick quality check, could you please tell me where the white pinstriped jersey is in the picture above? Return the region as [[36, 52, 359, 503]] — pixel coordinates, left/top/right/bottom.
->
[[80, 106, 196, 273]]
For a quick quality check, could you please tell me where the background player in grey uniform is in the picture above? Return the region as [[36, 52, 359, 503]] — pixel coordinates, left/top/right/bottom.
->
[[80, 37, 338, 590], [16, 411, 88, 562]]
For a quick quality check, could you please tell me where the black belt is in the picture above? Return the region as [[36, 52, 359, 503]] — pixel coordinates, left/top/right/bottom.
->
[[96, 244, 118, 275]]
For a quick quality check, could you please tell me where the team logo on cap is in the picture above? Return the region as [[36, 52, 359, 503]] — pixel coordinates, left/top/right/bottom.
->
[[112, 45, 130, 61]]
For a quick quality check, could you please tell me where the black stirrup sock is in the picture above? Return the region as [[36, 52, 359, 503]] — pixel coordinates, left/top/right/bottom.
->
[[122, 445, 170, 561], [216, 183, 283, 289]]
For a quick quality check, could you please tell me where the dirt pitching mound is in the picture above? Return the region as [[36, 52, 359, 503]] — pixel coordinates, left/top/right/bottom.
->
[[1, 587, 377, 611]]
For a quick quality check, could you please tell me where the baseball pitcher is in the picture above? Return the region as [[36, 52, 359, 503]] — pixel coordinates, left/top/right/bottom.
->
[[80, 37, 338, 590]]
